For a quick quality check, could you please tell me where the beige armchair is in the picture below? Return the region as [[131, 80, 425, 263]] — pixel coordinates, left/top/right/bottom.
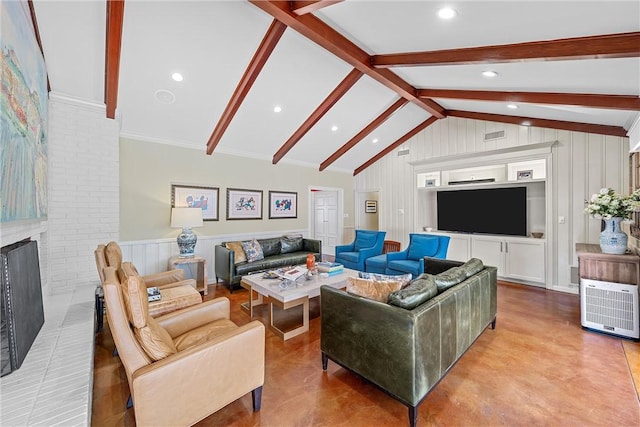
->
[[102, 266, 265, 426], [95, 241, 191, 289]]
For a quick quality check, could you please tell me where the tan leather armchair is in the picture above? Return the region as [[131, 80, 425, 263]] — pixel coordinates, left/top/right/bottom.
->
[[102, 266, 265, 426], [95, 241, 192, 290]]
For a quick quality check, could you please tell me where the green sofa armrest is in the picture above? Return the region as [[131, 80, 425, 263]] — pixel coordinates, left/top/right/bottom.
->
[[302, 238, 322, 259], [423, 257, 464, 275], [214, 244, 234, 285]]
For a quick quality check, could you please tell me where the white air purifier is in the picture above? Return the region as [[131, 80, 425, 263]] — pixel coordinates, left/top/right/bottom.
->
[[580, 278, 639, 340]]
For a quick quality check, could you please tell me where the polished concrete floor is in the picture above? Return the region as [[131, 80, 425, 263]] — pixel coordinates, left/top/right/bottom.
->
[[92, 281, 640, 426]]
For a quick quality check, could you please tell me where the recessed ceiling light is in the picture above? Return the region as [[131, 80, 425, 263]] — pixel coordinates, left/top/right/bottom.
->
[[331, 125, 338, 132], [372, 138, 379, 144], [522, 121, 531, 126], [507, 104, 518, 109], [482, 70, 498, 78], [437, 7, 457, 19], [171, 72, 183, 82], [273, 106, 282, 113]]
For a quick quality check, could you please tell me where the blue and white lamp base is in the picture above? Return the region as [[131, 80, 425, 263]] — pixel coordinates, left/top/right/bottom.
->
[[177, 227, 197, 257]]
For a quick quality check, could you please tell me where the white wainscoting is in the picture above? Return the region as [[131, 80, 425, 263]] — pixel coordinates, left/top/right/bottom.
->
[[118, 229, 311, 283]]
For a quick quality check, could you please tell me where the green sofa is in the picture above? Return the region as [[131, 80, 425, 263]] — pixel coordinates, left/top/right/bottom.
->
[[320, 257, 497, 427], [214, 236, 321, 292]]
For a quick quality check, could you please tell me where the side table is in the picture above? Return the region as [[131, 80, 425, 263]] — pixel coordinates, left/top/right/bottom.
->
[[169, 255, 208, 296]]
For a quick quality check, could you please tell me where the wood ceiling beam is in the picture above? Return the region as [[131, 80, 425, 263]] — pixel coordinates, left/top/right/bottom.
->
[[354, 117, 439, 176], [447, 110, 628, 138], [291, 1, 343, 15], [272, 68, 363, 164], [249, 0, 446, 118], [27, 0, 50, 92], [372, 32, 640, 67], [206, 19, 287, 155], [417, 89, 640, 111], [320, 98, 408, 171], [105, 0, 125, 119]]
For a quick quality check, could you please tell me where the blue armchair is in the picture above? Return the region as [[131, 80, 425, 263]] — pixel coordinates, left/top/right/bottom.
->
[[385, 233, 450, 278], [335, 230, 386, 271]]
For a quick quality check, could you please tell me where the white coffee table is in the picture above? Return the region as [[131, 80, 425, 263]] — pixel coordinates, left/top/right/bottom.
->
[[240, 268, 359, 340]]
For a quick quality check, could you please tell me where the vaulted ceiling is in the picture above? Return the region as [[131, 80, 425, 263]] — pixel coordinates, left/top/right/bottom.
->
[[32, 1, 640, 175]]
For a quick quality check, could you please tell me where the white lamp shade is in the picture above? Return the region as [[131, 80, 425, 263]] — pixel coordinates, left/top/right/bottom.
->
[[171, 207, 203, 228]]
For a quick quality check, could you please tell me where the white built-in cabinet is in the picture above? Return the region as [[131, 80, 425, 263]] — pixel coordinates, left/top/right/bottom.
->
[[414, 142, 553, 288], [428, 232, 546, 286], [471, 235, 545, 285]]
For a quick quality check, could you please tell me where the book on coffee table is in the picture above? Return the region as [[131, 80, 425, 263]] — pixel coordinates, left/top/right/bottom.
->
[[279, 267, 308, 281]]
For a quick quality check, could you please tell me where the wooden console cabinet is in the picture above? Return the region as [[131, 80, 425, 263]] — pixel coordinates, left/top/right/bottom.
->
[[575, 243, 640, 285]]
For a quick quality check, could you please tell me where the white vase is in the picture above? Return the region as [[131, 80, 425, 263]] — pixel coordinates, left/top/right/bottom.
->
[[599, 217, 628, 254]]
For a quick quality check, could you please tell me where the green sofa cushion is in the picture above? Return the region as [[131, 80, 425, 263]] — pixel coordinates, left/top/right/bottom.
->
[[388, 273, 438, 309], [460, 258, 484, 277], [280, 234, 303, 254], [435, 258, 485, 292]]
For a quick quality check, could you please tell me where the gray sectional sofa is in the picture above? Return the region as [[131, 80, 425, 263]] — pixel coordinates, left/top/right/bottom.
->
[[214, 235, 321, 292], [320, 257, 497, 427]]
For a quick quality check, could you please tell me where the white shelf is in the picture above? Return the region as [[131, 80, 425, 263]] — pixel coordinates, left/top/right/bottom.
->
[[416, 158, 546, 190]]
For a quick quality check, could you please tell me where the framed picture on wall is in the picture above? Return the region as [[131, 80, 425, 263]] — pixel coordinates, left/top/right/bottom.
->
[[365, 200, 377, 213], [269, 191, 297, 219], [226, 188, 263, 220], [171, 184, 219, 221]]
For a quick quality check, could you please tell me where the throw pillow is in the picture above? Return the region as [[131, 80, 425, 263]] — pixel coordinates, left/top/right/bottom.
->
[[134, 316, 178, 361], [281, 234, 304, 254], [346, 277, 402, 303], [225, 241, 247, 264], [358, 272, 412, 288], [388, 274, 438, 309], [242, 239, 264, 263], [460, 258, 484, 277], [434, 266, 467, 292], [124, 270, 149, 328], [259, 237, 281, 257]]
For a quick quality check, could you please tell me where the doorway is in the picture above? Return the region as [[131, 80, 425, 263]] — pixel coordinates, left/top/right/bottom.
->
[[309, 186, 343, 257]]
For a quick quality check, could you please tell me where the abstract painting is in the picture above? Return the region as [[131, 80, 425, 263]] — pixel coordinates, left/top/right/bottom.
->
[[1, 1, 48, 222], [226, 188, 262, 220], [171, 184, 219, 221], [269, 191, 297, 219]]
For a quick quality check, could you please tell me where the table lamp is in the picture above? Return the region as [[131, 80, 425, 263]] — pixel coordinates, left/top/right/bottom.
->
[[171, 207, 203, 257]]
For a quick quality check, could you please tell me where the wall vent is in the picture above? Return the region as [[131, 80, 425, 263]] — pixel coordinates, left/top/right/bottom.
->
[[570, 267, 579, 284], [397, 149, 410, 156], [484, 130, 505, 141]]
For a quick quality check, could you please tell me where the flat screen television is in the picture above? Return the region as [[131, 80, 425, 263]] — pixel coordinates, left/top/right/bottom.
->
[[437, 187, 527, 236]]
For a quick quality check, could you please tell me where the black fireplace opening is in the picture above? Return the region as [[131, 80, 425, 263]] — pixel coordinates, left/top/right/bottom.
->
[[1, 239, 45, 377]]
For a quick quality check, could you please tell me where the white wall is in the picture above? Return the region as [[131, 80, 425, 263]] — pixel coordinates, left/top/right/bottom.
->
[[46, 93, 119, 293], [356, 116, 629, 293]]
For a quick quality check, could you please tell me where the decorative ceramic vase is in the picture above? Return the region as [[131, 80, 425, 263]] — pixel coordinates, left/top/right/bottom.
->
[[599, 217, 628, 254], [306, 254, 316, 270]]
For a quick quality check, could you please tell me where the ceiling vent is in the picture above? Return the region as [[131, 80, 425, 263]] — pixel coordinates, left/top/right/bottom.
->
[[484, 130, 505, 141], [397, 149, 410, 156]]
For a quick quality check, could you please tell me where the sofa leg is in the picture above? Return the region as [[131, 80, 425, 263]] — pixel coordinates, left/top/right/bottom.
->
[[126, 395, 133, 409], [491, 317, 497, 330], [252, 386, 263, 411], [321, 352, 328, 371], [408, 405, 417, 427]]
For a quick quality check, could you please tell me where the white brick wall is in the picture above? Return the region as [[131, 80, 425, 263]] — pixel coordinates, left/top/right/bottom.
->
[[47, 93, 119, 293]]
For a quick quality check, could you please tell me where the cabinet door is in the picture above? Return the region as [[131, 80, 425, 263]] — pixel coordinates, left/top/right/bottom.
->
[[444, 234, 471, 262], [471, 236, 504, 272], [504, 239, 545, 284]]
